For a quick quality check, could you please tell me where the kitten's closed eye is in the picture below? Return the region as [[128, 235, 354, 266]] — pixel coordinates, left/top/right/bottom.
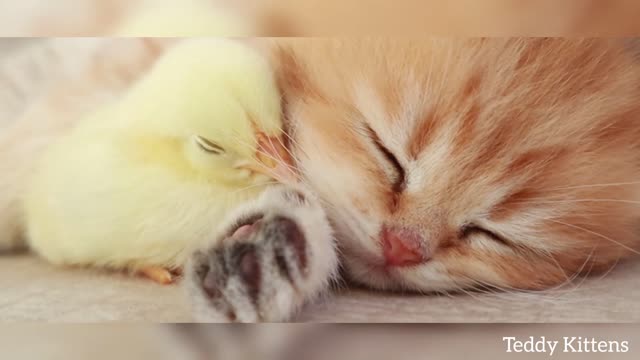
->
[[460, 224, 511, 247], [364, 124, 406, 192]]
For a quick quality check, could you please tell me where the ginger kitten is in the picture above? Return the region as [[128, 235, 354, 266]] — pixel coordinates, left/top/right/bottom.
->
[[265, 38, 640, 292], [185, 38, 640, 322]]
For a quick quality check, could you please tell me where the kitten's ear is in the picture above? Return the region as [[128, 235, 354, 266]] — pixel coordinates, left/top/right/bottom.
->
[[242, 38, 316, 109], [263, 40, 313, 101]]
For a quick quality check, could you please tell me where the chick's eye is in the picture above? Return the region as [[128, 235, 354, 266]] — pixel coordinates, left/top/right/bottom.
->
[[195, 136, 225, 155], [460, 224, 510, 247]]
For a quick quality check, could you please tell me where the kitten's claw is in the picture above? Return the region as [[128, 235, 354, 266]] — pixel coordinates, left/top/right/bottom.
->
[[185, 186, 338, 323]]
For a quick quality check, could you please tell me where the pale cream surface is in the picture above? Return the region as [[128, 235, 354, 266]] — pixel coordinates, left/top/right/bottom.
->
[[0, 254, 638, 322]]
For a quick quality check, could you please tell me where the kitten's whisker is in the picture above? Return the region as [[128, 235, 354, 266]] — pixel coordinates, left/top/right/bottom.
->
[[547, 181, 640, 191], [593, 255, 622, 282], [460, 276, 594, 306], [457, 277, 570, 305], [543, 246, 597, 298], [536, 247, 572, 287], [526, 214, 640, 256], [229, 134, 301, 181], [509, 199, 640, 205], [459, 264, 595, 300], [226, 133, 265, 164], [264, 132, 300, 176], [436, 288, 456, 300], [228, 181, 280, 196], [279, 126, 309, 161], [560, 259, 597, 298], [444, 277, 510, 306]]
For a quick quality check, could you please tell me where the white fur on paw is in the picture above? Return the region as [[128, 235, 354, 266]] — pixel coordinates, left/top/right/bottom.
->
[[185, 185, 338, 323]]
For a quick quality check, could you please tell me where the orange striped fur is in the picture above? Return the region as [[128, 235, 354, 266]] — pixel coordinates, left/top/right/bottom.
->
[[270, 38, 640, 291]]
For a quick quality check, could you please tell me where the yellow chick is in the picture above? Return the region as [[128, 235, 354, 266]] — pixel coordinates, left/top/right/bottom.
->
[[23, 39, 291, 284]]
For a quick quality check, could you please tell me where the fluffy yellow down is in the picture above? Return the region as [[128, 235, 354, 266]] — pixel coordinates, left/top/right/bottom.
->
[[24, 39, 283, 271]]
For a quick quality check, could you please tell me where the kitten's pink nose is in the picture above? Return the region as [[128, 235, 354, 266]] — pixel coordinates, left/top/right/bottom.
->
[[381, 226, 429, 267]]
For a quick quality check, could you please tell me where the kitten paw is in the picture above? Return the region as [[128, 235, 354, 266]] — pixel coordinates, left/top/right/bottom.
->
[[185, 186, 337, 322]]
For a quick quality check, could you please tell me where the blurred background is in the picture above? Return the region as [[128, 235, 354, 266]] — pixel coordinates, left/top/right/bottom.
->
[[0, 0, 640, 36], [0, 324, 638, 360]]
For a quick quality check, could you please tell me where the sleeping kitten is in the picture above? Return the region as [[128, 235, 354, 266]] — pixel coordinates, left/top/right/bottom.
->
[[185, 38, 640, 321], [1, 38, 640, 323]]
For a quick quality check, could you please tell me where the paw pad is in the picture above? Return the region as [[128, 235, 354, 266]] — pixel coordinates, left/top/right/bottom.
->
[[189, 214, 310, 322]]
